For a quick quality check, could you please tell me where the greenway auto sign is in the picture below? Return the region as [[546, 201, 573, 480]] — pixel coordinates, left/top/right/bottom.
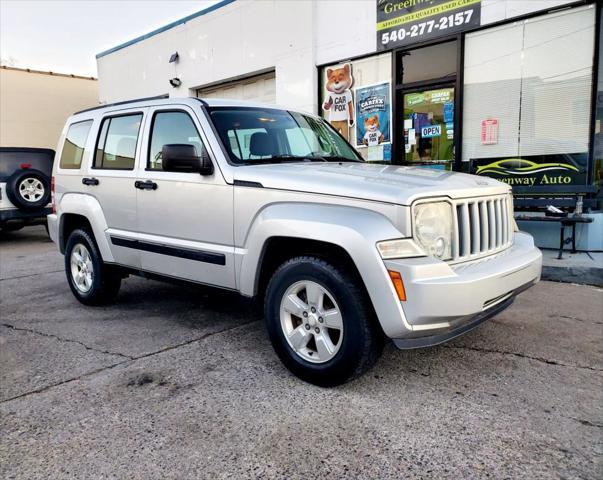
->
[[377, 0, 481, 51], [473, 154, 588, 188]]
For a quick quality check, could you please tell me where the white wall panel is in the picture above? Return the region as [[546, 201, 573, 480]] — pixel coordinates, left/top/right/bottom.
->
[[97, 0, 580, 111]]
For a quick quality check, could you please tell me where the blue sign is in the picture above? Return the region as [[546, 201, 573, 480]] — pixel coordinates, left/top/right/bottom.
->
[[355, 82, 391, 148], [421, 125, 441, 138], [383, 143, 392, 162], [443, 102, 454, 123]]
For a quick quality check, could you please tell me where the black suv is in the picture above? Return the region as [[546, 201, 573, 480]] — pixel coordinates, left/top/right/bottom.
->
[[0, 147, 54, 233]]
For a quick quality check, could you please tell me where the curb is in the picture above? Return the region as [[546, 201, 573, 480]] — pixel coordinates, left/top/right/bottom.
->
[[541, 265, 603, 287]]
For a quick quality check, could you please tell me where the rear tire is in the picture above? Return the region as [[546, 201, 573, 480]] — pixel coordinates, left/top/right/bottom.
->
[[65, 228, 121, 305], [5, 169, 51, 211], [265, 256, 384, 387]]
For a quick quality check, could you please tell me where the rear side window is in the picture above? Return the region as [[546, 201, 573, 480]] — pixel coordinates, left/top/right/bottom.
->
[[59, 120, 93, 169], [94, 114, 143, 170], [148, 111, 206, 171]]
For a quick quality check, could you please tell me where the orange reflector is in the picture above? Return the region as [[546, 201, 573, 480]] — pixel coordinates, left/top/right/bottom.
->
[[388, 270, 406, 301]]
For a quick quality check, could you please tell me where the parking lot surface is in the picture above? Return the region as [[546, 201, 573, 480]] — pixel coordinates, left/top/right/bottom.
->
[[1, 226, 601, 479]]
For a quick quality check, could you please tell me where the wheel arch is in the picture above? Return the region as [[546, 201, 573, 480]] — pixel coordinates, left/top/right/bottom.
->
[[59, 213, 92, 253], [58, 193, 114, 261], [236, 202, 412, 337], [254, 236, 365, 305]]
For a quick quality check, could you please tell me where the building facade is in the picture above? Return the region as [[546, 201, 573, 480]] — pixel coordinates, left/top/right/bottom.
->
[[96, 0, 602, 251], [0, 66, 98, 150]]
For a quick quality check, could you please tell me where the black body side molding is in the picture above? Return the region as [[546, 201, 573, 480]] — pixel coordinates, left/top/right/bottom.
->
[[110, 237, 226, 266]]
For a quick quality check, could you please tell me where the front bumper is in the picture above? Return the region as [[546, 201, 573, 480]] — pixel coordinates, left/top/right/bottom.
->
[[384, 231, 542, 348]]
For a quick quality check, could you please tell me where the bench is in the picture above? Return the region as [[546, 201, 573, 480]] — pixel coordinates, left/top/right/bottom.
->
[[512, 185, 599, 259]]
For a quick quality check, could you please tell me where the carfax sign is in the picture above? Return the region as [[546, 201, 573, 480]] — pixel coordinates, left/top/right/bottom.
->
[[355, 82, 391, 148], [377, 0, 481, 51]]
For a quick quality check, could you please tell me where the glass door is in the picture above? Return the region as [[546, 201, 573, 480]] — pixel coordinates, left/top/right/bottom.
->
[[402, 86, 455, 170]]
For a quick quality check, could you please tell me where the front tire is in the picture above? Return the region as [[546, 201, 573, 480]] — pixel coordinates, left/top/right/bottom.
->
[[265, 256, 384, 387], [65, 228, 121, 305]]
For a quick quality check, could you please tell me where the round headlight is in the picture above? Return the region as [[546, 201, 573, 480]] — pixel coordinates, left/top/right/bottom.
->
[[413, 202, 453, 261]]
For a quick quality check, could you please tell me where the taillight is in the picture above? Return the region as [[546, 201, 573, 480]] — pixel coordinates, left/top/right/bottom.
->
[[51, 176, 56, 213]]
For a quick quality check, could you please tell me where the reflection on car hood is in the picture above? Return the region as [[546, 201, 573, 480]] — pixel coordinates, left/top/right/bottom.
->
[[233, 162, 510, 205]]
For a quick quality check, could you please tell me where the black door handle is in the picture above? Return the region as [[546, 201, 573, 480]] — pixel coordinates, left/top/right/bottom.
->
[[135, 180, 158, 190], [82, 177, 99, 186]]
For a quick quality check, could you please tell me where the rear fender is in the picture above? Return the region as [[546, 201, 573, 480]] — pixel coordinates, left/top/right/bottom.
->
[[58, 193, 114, 262]]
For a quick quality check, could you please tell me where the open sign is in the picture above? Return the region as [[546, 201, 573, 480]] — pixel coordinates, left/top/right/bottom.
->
[[421, 125, 441, 138]]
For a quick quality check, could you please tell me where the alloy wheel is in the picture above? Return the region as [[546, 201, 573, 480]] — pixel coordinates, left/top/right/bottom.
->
[[70, 243, 94, 293], [18, 177, 45, 202], [279, 280, 344, 363]]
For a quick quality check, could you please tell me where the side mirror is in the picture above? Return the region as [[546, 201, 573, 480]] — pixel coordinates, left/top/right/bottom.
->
[[161, 144, 213, 175]]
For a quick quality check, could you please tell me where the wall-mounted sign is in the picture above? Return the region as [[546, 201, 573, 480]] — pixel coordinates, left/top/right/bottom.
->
[[377, 0, 482, 51], [421, 124, 441, 138], [355, 82, 392, 148], [473, 153, 588, 188], [481, 119, 498, 145]]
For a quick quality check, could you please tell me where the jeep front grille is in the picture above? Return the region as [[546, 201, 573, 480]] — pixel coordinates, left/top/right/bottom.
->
[[452, 194, 513, 262]]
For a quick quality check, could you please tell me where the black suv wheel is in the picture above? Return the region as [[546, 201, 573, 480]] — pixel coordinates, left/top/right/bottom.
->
[[65, 228, 122, 305], [265, 256, 384, 387]]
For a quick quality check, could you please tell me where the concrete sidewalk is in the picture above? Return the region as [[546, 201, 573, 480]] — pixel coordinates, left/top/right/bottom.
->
[[541, 249, 603, 287]]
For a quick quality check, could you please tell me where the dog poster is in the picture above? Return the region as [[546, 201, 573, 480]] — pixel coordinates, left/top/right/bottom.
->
[[322, 63, 355, 142], [355, 82, 391, 148]]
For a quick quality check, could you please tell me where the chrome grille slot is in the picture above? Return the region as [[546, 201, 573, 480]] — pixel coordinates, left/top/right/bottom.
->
[[478, 201, 488, 252], [469, 202, 480, 255], [452, 194, 513, 262]]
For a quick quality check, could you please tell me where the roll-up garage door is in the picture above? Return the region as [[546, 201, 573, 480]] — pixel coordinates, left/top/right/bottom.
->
[[196, 71, 275, 104]]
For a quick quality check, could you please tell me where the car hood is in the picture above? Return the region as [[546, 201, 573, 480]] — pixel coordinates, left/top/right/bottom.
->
[[233, 162, 510, 205]]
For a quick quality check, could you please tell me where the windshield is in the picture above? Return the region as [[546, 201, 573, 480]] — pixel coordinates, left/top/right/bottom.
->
[[207, 107, 362, 165]]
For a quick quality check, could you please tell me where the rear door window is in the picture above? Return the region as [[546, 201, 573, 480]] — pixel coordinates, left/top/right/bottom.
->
[[59, 120, 93, 169], [94, 114, 143, 170]]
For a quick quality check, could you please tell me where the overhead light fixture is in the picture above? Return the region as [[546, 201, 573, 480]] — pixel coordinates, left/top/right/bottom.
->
[[169, 52, 179, 63], [169, 77, 182, 88]]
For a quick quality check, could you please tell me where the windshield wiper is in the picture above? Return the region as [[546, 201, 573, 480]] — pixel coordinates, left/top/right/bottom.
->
[[320, 155, 364, 163]]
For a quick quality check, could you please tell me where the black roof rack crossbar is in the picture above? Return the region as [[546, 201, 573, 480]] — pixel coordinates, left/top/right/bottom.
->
[[74, 94, 170, 115], [195, 97, 209, 107]]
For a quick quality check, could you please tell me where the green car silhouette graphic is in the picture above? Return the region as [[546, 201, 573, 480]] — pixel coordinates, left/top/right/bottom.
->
[[476, 158, 579, 176]]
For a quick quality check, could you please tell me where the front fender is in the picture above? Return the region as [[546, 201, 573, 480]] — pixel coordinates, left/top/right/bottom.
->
[[238, 202, 412, 336], [59, 193, 114, 262]]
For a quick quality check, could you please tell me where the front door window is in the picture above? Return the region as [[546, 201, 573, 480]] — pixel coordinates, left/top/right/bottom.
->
[[403, 87, 455, 169]]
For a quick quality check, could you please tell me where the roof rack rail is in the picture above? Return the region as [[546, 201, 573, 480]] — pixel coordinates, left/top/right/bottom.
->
[[74, 94, 170, 115]]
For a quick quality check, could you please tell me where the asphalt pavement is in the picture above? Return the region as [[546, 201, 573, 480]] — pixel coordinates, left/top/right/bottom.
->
[[1, 226, 601, 479]]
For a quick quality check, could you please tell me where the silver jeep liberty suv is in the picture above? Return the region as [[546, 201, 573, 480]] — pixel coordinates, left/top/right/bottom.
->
[[48, 97, 542, 386]]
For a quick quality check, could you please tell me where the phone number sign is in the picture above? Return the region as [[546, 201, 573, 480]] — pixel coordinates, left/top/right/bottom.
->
[[377, 0, 481, 51]]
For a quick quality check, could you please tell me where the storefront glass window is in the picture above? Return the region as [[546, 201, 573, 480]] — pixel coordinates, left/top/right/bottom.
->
[[401, 41, 456, 84], [463, 5, 596, 188], [403, 87, 455, 167], [319, 52, 392, 161]]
